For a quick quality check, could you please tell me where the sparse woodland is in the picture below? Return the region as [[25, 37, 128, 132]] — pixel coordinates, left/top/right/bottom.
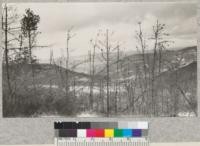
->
[[2, 5, 197, 117]]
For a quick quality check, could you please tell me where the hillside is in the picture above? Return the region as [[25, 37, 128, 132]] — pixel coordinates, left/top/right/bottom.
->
[[2, 46, 197, 117], [97, 46, 197, 80], [154, 61, 197, 115], [3, 46, 197, 94], [3, 63, 91, 86]]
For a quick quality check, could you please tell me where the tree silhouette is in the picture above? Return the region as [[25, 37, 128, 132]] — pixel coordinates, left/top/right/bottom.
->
[[21, 8, 40, 63]]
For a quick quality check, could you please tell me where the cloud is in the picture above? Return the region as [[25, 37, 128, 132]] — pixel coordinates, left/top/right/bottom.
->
[[8, 2, 197, 61], [170, 16, 197, 37]]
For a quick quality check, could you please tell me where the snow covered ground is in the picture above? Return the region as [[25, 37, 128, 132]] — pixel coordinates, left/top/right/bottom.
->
[[177, 112, 196, 117], [76, 112, 103, 117], [31, 84, 127, 94], [38, 111, 196, 118]]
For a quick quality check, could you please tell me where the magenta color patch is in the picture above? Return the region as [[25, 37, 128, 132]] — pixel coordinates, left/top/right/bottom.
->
[[86, 129, 96, 137]]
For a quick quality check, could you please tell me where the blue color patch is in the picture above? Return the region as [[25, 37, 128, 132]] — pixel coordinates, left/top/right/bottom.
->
[[132, 129, 142, 137], [122, 129, 132, 137]]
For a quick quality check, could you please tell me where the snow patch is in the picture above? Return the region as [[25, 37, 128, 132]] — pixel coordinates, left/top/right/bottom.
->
[[177, 112, 195, 117], [76, 112, 101, 117]]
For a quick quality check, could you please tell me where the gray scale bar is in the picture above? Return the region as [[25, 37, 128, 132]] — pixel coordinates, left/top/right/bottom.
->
[[90, 122, 118, 129]]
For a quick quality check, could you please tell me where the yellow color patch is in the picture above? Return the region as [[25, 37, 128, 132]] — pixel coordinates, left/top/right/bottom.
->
[[104, 129, 114, 137]]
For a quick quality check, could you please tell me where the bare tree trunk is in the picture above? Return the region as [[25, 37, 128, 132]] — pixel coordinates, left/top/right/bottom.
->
[[88, 43, 96, 111], [73, 76, 76, 98], [114, 45, 120, 114], [89, 50, 93, 110], [138, 23, 147, 89], [127, 58, 131, 113], [27, 29, 37, 97], [66, 34, 69, 94], [151, 20, 159, 116], [4, 5, 12, 94], [158, 47, 162, 74], [174, 71, 179, 116], [158, 46, 164, 116], [92, 45, 96, 110], [95, 29, 119, 116], [65, 30, 72, 96], [49, 50, 53, 110], [166, 96, 169, 116], [99, 79, 104, 113], [106, 29, 110, 117], [151, 50, 156, 116], [28, 30, 32, 63], [161, 88, 164, 114], [137, 23, 149, 115], [66, 38, 69, 68]]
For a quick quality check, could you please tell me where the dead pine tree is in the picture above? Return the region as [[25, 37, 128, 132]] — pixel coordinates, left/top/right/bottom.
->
[[49, 50, 54, 97], [114, 44, 120, 114], [95, 29, 119, 117], [105, 30, 110, 117], [135, 22, 149, 115], [150, 20, 171, 116], [2, 4, 11, 94], [102, 29, 110, 117], [70, 62, 78, 99], [136, 22, 148, 89], [157, 36, 171, 116], [89, 37, 98, 111], [113, 43, 125, 114], [151, 20, 159, 116], [88, 50, 93, 110], [65, 27, 76, 96], [98, 79, 104, 113], [2, 4, 21, 105], [72, 65, 77, 99]]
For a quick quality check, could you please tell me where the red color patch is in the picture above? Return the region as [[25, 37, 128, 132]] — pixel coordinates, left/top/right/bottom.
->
[[95, 129, 104, 137]]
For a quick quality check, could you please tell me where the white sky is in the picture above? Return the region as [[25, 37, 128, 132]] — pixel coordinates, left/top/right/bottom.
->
[[7, 2, 197, 63]]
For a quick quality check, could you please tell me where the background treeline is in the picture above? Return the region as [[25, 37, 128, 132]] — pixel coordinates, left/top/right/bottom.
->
[[2, 4, 197, 117]]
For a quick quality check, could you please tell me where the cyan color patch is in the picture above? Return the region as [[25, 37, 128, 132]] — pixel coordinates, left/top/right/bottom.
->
[[122, 129, 132, 137]]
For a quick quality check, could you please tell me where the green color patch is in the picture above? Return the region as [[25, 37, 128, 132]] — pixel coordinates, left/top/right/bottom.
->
[[114, 129, 123, 137]]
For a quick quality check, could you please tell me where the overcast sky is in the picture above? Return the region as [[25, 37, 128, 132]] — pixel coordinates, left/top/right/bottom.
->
[[9, 2, 197, 62]]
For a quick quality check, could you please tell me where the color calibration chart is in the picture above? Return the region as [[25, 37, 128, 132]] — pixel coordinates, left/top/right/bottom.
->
[[54, 121, 149, 146]]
